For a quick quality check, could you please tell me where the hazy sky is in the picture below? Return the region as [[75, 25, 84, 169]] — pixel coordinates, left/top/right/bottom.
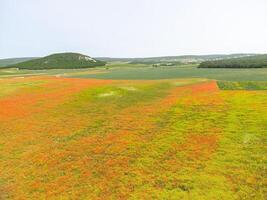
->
[[1, 0, 267, 58]]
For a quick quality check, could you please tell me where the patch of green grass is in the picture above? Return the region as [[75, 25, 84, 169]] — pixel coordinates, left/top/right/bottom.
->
[[0, 80, 47, 97], [2, 63, 267, 81], [68, 64, 267, 81], [218, 81, 267, 90]]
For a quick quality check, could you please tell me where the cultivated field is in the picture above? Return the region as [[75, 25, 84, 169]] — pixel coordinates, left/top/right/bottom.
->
[[0, 76, 266, 199], [1, 63, 267, 81]]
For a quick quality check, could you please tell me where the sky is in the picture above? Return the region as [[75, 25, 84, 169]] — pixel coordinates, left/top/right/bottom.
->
[[1, 0, 267, 59]]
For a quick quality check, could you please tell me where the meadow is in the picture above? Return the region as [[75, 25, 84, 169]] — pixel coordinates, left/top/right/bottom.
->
[[1, 63, 267, 81], [0, 75, 266, 199]]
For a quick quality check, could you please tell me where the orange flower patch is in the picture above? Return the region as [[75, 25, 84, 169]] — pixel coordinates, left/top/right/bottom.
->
[[1, 77, 265, 199], [0, 77, 112, 121]]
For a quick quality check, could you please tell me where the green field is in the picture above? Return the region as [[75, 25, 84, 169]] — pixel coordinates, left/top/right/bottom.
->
[[218, 81, 267, 90], [71, 64, 267, 81], [1, 63, 267, 81]]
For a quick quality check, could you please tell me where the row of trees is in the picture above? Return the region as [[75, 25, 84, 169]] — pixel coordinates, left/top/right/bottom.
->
[[199, 55, 267, 68]]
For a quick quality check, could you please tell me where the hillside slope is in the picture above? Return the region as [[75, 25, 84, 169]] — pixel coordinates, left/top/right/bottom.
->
[[8, 53, 106, 70], [0, 57, 37, 67], [199, 54, 267, 68]]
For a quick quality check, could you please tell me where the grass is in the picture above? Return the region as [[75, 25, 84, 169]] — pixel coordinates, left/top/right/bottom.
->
[[0, 79, 47, 97], [0, 76, 266, 199], [69, 63, 267, 81], [218, 81, 267, 90], [1, 63, 267, 81]]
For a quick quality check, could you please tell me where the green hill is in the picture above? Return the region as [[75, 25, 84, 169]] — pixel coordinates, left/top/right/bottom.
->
[[7, 53, 106, 70], [199, 54, 267, 68], [0, 57, 37, 67]]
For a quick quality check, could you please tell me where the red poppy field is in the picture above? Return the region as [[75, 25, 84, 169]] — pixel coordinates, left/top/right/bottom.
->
[[0, 77, 266, 199]]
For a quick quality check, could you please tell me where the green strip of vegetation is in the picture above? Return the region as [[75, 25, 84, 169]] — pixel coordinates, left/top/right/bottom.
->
[[199, 54, 267, 68], [217, 81, 267, 90]]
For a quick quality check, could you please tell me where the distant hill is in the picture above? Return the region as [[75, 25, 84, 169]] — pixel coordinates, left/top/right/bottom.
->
[[95, 57, 135, 62], [96, 54, 256, 64], [7, 53, 106, 70], [199, 54, 267, 68], [0, 57, 37, 67]]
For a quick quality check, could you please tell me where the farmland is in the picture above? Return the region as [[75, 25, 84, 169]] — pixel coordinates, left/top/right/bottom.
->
[[2, 0, 267, 199], [0, 76, 266, 199], [1, 63, 267, 81]]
